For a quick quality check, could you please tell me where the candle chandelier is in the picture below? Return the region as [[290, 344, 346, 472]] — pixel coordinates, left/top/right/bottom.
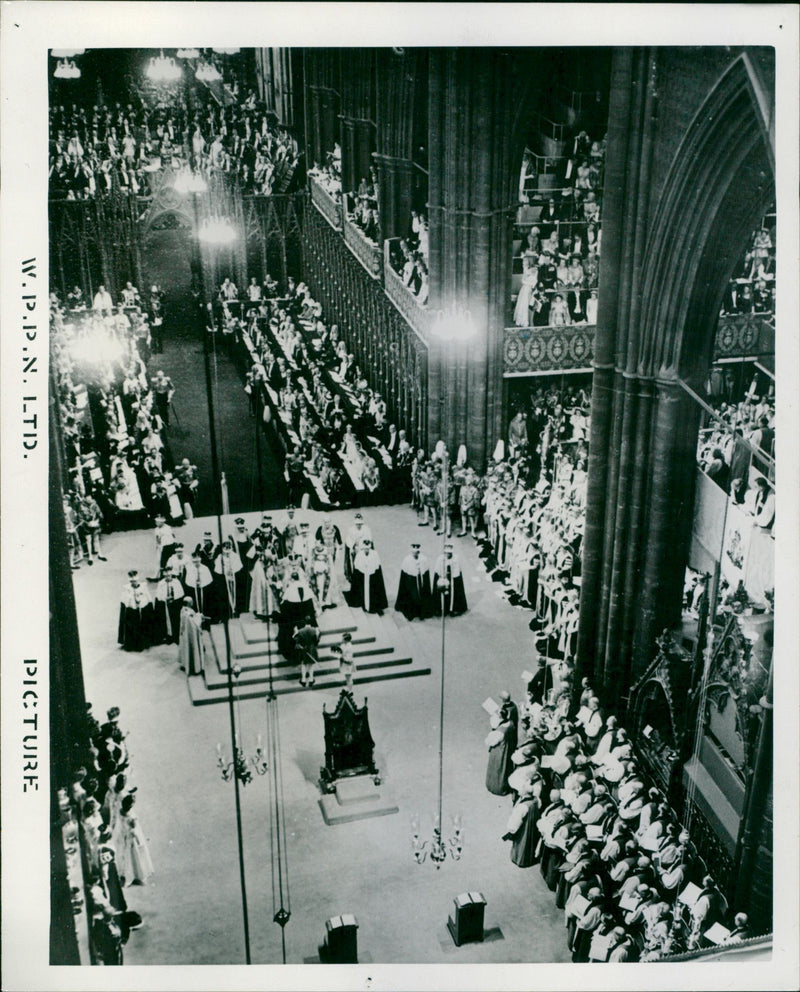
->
[[53, 55, 82, 80], [432, 304, 475, 343], [199, 215, 237, 245], [411, 813, 464, 867], [146, 50, 182, 83], [196, 60, 223, 83], [215, 667, 268, 784]]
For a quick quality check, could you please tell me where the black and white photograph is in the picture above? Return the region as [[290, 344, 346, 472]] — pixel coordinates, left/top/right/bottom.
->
[[1, 4, 798, 991]]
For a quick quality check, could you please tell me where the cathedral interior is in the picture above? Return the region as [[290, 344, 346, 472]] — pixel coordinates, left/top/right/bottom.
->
[[42, 41, 785, 975]]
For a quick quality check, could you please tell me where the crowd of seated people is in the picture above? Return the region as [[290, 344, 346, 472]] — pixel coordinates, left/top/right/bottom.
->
[[307, 143, 343, 198], [386, 208, 430, 304], [345, 168, 380, 242], [59, 703, 153, 964], [485, 663, 753, 962], [49, 88, 299, 200], [720, 218, 776, 317], [512, 128, 606, 327], [51, 281, 192, 548], [211, 275, 414, 509], [697, 373, 775, 512]]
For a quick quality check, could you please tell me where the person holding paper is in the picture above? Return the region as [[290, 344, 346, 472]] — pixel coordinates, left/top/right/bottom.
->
[[607, 926, 637, 962], [536, 789, 572, 889], [485, 709, 517, 796], [599, 817, 633, 863], [567, 777, 595, 816], [636, 801, 669, 848], [589, 715, 619, 765], [498, 691, 519, 733], [579, 782, 615, 826], [589, 920, 628, 963], [564, 866, 601, 941], [615, 855, 655, 900], [689, 875, 728, 944], [622, 883, 658, 928], [508, 747, 543, 803], [570, 887, 604, 962], [576, 696, 603, 742], [502, 785, 541, 867]]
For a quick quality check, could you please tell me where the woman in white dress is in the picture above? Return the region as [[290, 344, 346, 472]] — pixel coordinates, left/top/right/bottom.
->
[[514, 260, 540, 327], [109, 451, 144, 513], [117, 793, 154, 885]]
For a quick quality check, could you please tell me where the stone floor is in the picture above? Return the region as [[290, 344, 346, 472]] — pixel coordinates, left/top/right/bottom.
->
[[72, 503, 570, 965]]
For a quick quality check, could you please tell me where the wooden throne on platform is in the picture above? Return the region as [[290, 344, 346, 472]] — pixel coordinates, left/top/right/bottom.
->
[[319, 690, 380, 793]]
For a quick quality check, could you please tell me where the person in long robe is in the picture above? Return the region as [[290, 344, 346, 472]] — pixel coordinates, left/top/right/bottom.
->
[[503, 788, 541, 867], [394, 542, 433, 620], [347, 540, 388, 614], [249, 549, 279, 620], [278, 568, 317, 657], [344, 513, 371, 583], [153, 567, 185, 644], [183, 553, 213, 615], [116, 793, 154, 885], [315, 514, 343, 570], [178, 598, 206, 675], [118, 572, 154, 651], [166, 543, 190, 584], [309, 540, 334, 609], [213, 541, 243, 620], [570, 887, 605, 962], [279, 508, 299, 558], [432, 545, 468, 617], [485, 711, 517, 795]]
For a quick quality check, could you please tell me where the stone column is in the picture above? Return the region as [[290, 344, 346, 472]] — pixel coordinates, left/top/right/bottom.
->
[[425, 49, 516, 469], [373, 153, 414, 241]]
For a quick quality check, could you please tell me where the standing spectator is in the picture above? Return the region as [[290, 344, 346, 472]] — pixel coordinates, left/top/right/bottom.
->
[[294, 621, 321, 688], [151, 370, 175, 428], [79, 490, 107, 564]]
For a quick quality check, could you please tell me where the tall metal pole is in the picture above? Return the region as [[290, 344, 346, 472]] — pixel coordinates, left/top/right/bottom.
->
[[193, 190, 252, 963], [437, 451, 448, 836]]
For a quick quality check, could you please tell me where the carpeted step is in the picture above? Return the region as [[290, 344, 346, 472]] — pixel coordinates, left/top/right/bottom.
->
[[187, 658, 432, 705], [203, 649, 409, 691]]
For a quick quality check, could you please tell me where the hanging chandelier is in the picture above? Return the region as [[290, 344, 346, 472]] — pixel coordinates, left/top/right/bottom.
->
[[411, 814, 464, 867], [54, 59, 81, 80], [146, 50, 182, 83], [176, 48, 200, 60], [215, 668, 268, 784], [216, 735, 268, 784], [196, 60, 222, 83], [51, 49, 85, 58], [432, 305, 476, 343], [173, 167, 208, 195], [199, 215, 237, 245]]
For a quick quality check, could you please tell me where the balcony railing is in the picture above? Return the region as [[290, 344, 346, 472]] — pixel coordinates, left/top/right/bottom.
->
[[503, 323, 595, 375], [383, 240, 432, 342], [714, 313, 775, 362], [342, 208, 383, 280], [309, 173, 343, 231]]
